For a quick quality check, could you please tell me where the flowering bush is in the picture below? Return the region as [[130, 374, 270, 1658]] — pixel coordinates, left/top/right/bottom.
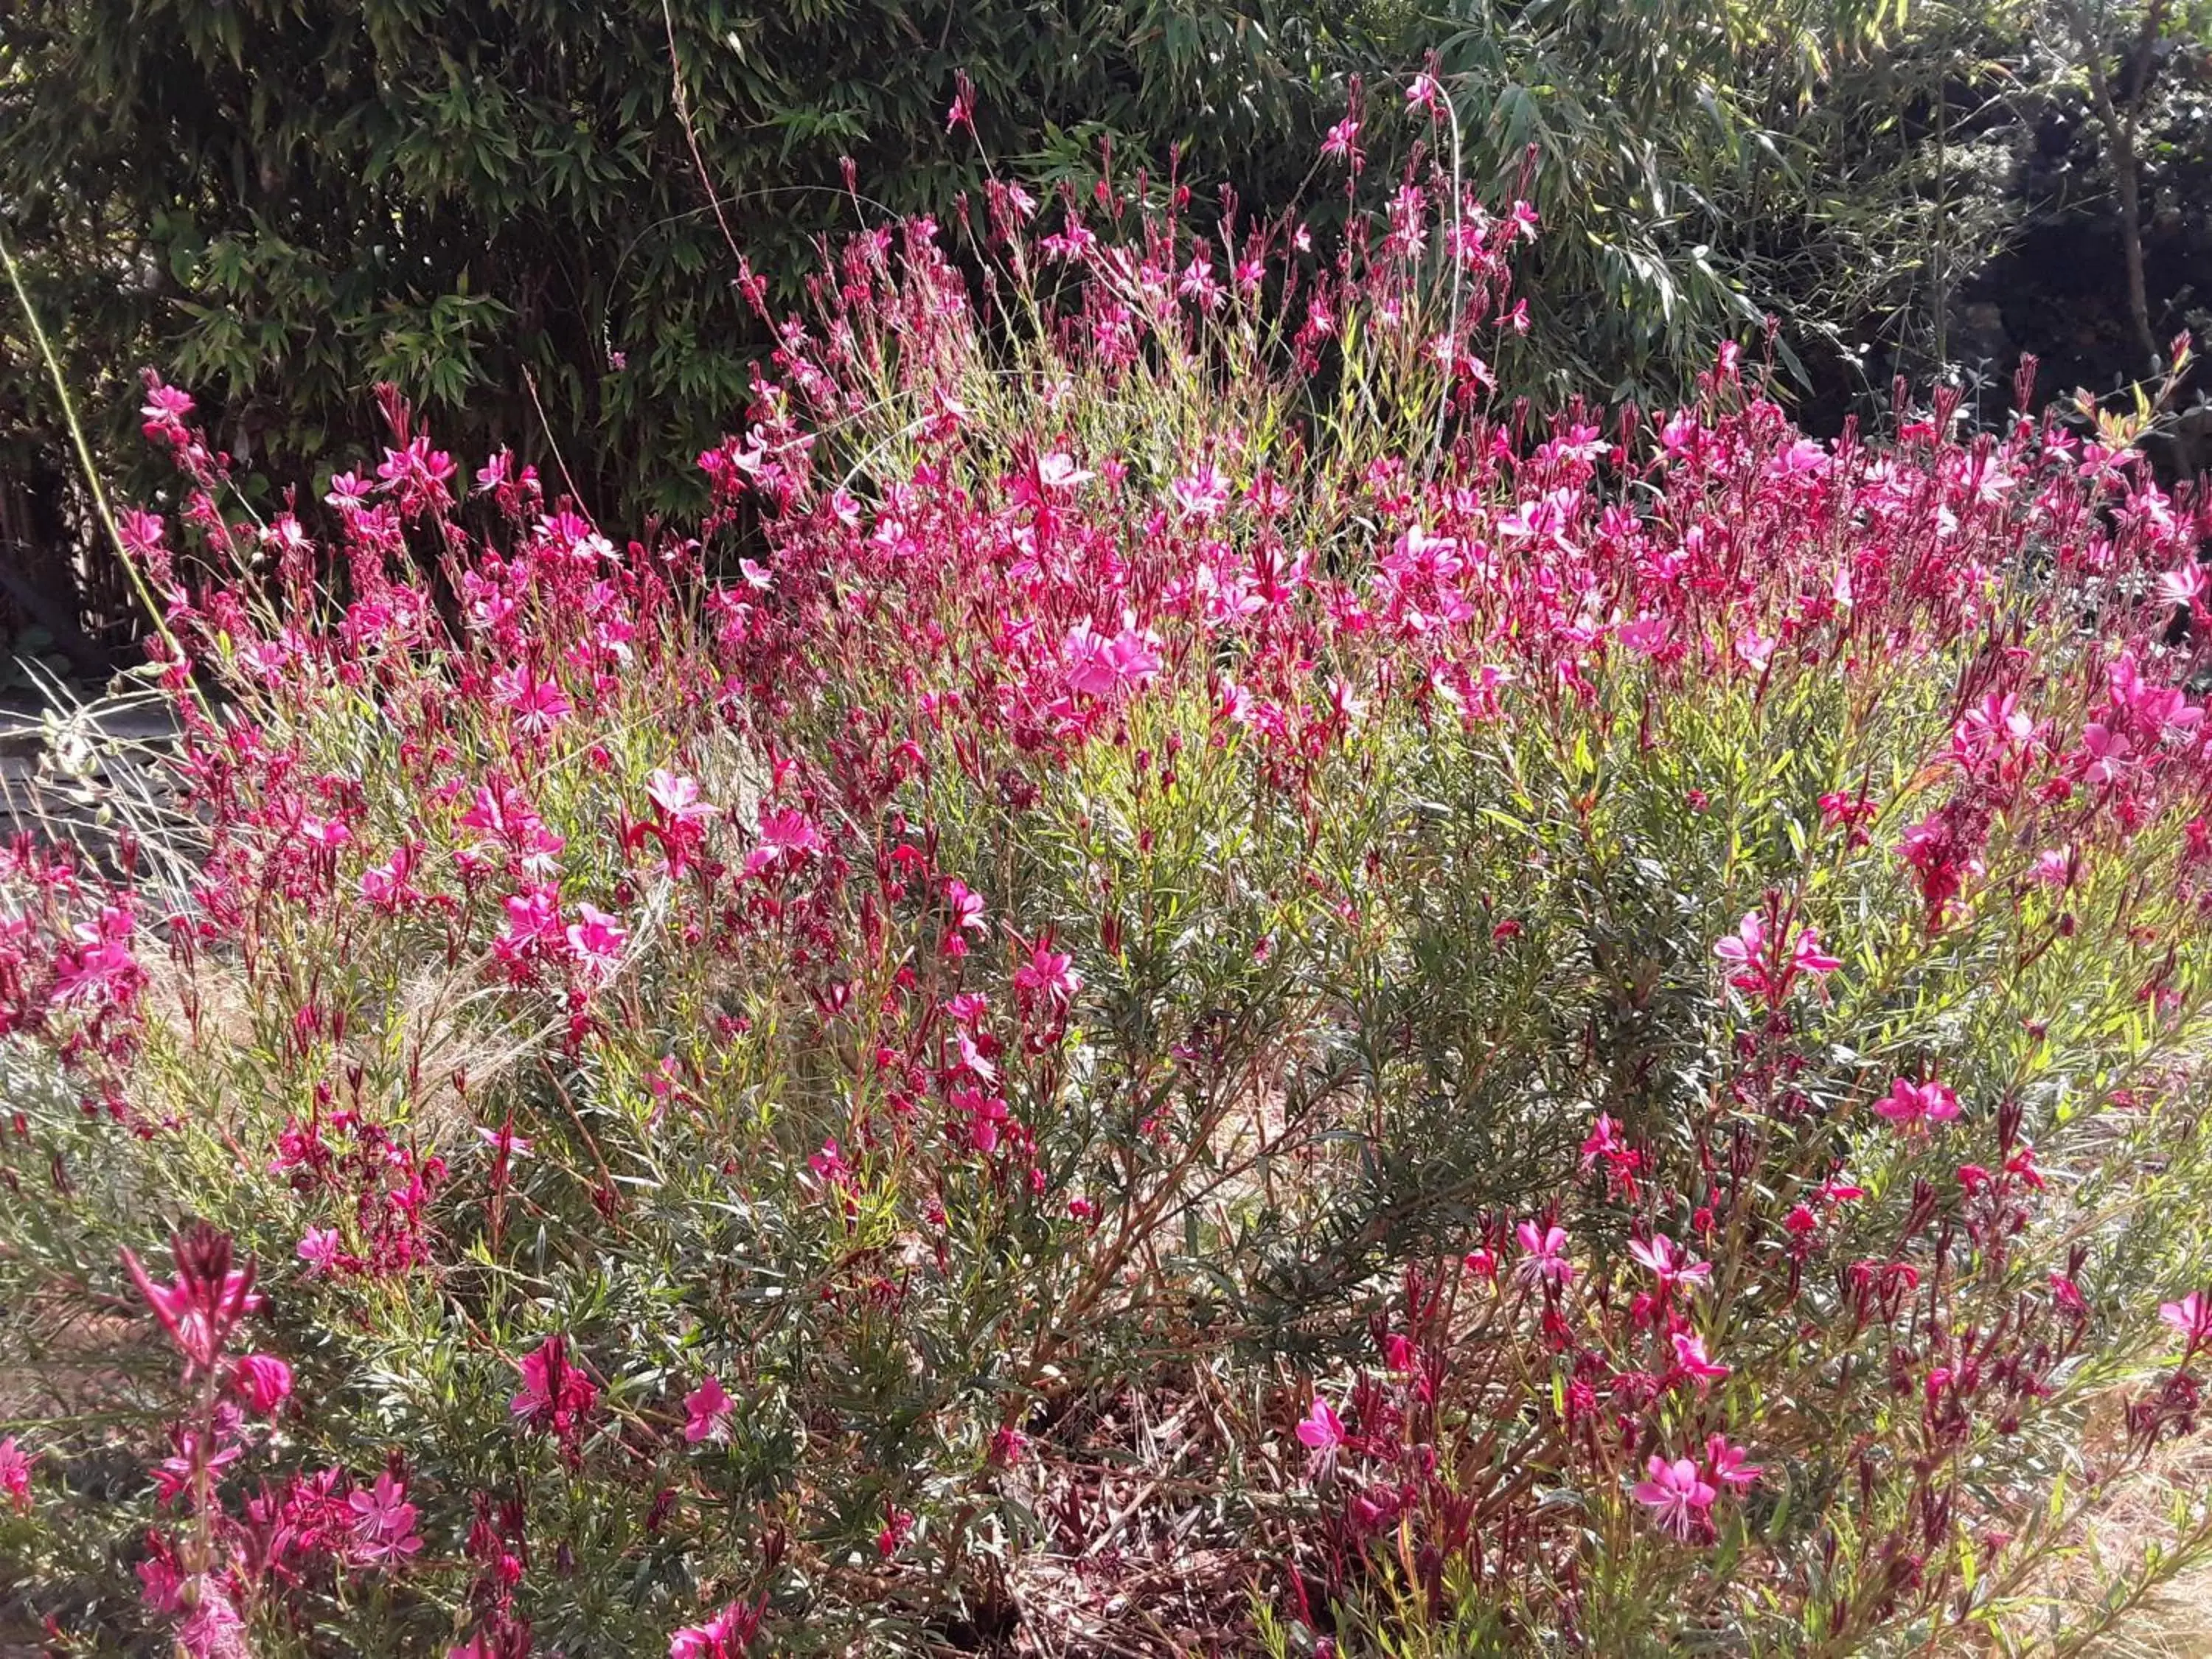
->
[[7, 99, 2212, 1655]]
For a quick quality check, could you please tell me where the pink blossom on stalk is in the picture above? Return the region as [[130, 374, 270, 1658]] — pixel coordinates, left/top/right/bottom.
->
[[1321, 117, 1363, 167], [2160, 1291, 2212, 1351], [0, 1437, 31, 1510], [945, 70, 975, 133], [495, 885, 563, 961], [1705, 1434, 1763, 1492], [476, 1123, 534, 1159], [1034, 451, 1093, 491], [1791, 926, 1842, 978], [684, 1375, 734, 1444], [347, 1472, 424, 1565], [564, 902, 628, 978], [1012, 937, 1082, 1011], [1671, 1331, 1731, 1385], [1632, 1455, 1717, 1540], [1714, 908, 1838, 1001], [669, 1599, 762, 1658], [492, 661, 574, 737], [2157, 562, 2208, 608], [230, 1354, 293, 1415], [510, 1335, 598, 1440], [942, 879, 988, 956], [296, 1228, 344, 1276], [1062, 620, 1163, 698], [1295, 1396, 1346, 1451], [646, 768, 717, 825], [122, 1225, 262, 1378], [1712, 911, 1768, 983], [2031, 847, 2076, 887], [744, 807, 824, 877], [1874, 1077, 1961, 1132], [1628, 1234, 1711, 1296], [1514, 1220, 1573, 1287], [877, 1505, 917, 1557]]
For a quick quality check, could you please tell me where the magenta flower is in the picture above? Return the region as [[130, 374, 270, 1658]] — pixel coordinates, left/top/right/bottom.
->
[[646, 768, 717, 825], [1874, 1077, 1961, 1131], [1013, 938, 1082, 1010], [492, 661, 573, 736], [0, 1437, 32, 1512], [1295, 1396, 1346, 1452], [1628, 1234, 1711, 1296], [1034, 451, 1093, 491], [669, 1599, 761, 1659], [495, 885, 563, 961], [296, 1227, 343, 1276], [684, 1374, 734, 1444], [1670, 1331, 1731, 1385], [1713, 911, 1767, 976], [1514, 1220, 1573, 1287], [476, 1123, 535, 1159], [1704, 1434, 1762, 1492], [564, 902, 628, 978], [2160, 1290, 2212, 1351], [510, 1335, 599, 1440], [231, 1354, 293, 1415], [744, 807, 824, 877], [1632, 1454, 1717, 1540], [1062, 620, 1164, 698], [122, 1225, 261, 1378], [347, 1472, 424, 1565]]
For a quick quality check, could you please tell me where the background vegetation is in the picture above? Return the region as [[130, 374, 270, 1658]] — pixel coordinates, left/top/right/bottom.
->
[[3, 0, 2208, 669]]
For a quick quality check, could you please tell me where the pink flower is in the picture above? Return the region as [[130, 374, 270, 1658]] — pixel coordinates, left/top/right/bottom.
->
[[1874, 1077, 1961, 1131], [1062, 621, 1163, 698], [1322, 116, 1363, 164], [296, 1228, 343, 1276], [1514, 1220, 1573, 1287], [1013, 938, 1082, 1010], [0, 1437, 32, 1511], [1034, 452, 1093, 491], [496, 885, 563, 961], [942, 879, 988, 956], [877, 1505, 917, 1557], [669, 1599, 761, 1658], [1713, 911, 1767, 977], [122, 1225, 262, 1377], [1295, 1396, 1346, 1451], [2157, 562, 2208, 608], [1671, 1331, 1731, 1385], [564, 902, 628, 978], [745, 807, 824, 876], [1632, 1454, 1717, 1540], [684, 1375, 734, 1444], [1705, 1434, 1762, 1492], [1628, 1234, 1711, 1296], [945, 70, 975, 133], [1791, 926, 1842, 978], [492, 661, 574, 736], [476, 1123, 534, 1159], [510, 1335, 599, 1439], [231, 1354, 293, 1415], [646, 769, 717, 825], [347, 1471, 424, 1565], [2161, 1291, 2212, 1350]]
